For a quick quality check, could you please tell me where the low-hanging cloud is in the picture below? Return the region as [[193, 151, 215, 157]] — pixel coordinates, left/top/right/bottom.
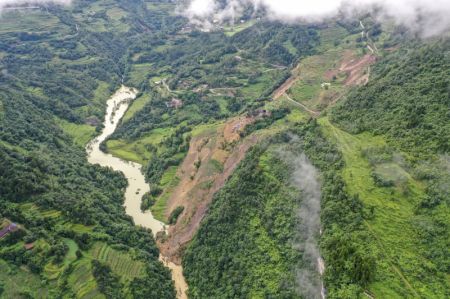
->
[[291, 153, 323, 299], [0, 0, 70, 12], [276, 146, 324, 299], [183, 0, 450, 37]]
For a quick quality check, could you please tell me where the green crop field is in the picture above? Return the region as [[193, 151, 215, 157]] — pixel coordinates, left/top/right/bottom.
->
[[151, 166, 180, 223], [0, 11, 63, 34], [67, 259, 103, 299], [64, 239, 80, 265], [223, 20, 257, 37], [89, 242, 145, 280], [128, 63, 153, 86]]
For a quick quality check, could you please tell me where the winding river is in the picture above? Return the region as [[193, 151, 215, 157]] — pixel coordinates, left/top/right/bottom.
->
[[86, 86, 188, 299]]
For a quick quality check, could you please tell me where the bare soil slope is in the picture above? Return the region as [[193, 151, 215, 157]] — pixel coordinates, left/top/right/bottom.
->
[[158, 116, 260, 264]]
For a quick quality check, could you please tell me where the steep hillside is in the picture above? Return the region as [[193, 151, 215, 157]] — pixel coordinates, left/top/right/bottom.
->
[[181, 29, 450, 299], [325, 40, 450, 297], [331, 40, 449, 155], [183, 121, 376, 298], [0, 1, 178, 297], [0, 0, 449, 298]]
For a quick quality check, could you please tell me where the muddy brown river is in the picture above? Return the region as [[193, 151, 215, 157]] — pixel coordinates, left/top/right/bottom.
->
[[86, 86, 187, 299]]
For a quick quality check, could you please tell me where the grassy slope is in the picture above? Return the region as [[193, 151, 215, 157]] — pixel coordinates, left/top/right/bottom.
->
[[89, 242, 145, 280], [223, 20, 257, 37], [287, 25, 363, 111], [0, 259, 49, 298], [151, 166, 179, 222], [0, 2, 179, 298], [123, 93, 152, 123], [319, 117, 445, 298], [0, 10, 62, 34], [57, 118, 96, 147], [106, 127, 174, 164]]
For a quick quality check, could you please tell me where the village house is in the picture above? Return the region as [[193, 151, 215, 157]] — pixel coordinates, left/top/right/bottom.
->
[[0, 222, 18, 239], [247, 109, 272, 118], [166, 98, 183, 109], [24, 243, 35, 250]]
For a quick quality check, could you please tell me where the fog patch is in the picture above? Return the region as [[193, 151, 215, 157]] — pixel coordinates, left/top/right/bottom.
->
[[277, 148, 324, 299]]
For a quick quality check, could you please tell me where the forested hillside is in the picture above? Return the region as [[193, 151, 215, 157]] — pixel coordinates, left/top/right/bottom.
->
[[0, 0, 449, 298], [0, 1, 178, 297], [331, 40, 449, 155], [0, 85, 175, 298], [183, 38, 450, 298], [327, 40, 450, 297], [184, 121, 375, 298]]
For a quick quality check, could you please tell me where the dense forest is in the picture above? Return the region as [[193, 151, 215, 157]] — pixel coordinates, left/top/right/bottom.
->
[[183, 144, 302, 298]]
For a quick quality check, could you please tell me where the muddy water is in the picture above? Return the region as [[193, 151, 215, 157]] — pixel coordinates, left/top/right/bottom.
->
[[86, 86, 188, 299]]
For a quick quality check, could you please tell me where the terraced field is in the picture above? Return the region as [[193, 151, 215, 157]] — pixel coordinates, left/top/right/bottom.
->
[[68, 259, 104, 299], [89, 242, 145, 280], [0, 260, 49, 298]]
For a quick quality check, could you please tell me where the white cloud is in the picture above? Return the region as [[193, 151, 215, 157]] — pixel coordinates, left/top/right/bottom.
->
[[0, 0, 70, 11], [184, 0, 450, 36], [185, 0, 216, 17]]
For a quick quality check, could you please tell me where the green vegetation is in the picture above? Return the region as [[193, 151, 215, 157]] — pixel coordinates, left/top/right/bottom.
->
[[182, 28, 449, 299], [223, 20, 257, 37], [106, 127, 174, 164], [1, 0, 448, 298], [168, 206, 185, 225], [0, 259, 48, 298], [287, 50, 346, 110], [319, 118, 439, 297], [151, 167, 181, 223], [184, 120, 377, 298], [324, 39, 450, 297], [183, 145, 302, 298], [101, 17, 321, 230], [331, 40, 449, 155], [0, 1, 179, 297], [56, 118, 96, 147], [66, 259, 103, 299], [286, 21, 372, 111], [123, 93, 152, 122], [90, 242, 145, 280]]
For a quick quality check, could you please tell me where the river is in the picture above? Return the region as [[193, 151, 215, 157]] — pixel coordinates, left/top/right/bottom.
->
[[86, 86, 188, 299]]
